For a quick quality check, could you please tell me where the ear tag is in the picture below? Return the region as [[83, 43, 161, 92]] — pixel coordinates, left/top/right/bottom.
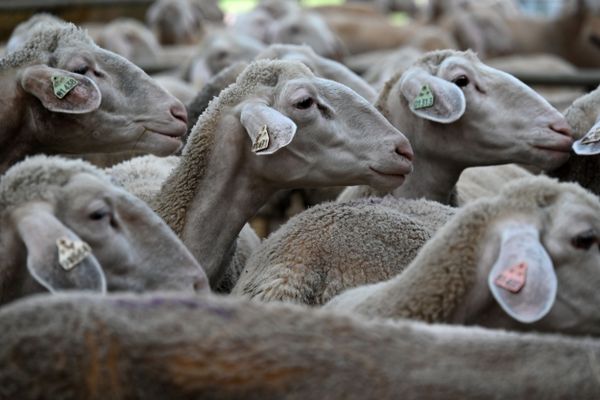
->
[[494, 262, 527, 293], [413, 84, 434, 110], [51, 75, 78, 99], [252, 125, 270, 153], [580, 127, 600, 145], [57, 237, 92, 271]]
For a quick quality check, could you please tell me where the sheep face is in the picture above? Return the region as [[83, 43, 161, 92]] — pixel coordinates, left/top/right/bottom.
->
[[18, 38, 188, 157], [388, 52, 573, 173], [1, 171, 207, 304], [468, 187, 600, 335], [238, 74, 413, 191]]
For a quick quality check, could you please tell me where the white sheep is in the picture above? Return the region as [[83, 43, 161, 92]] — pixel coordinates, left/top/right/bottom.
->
[[109, 59, 413, 289], [3, 291, 600, 398], [0, 17, 188, 174], [325, 177, 600, 337], [0, 156, 207, 306], [338, 50, 573, 205]]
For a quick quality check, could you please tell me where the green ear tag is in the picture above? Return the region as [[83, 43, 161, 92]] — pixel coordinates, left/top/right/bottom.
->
[[51, 75, 78, 99], [413, 84, 434, 110]]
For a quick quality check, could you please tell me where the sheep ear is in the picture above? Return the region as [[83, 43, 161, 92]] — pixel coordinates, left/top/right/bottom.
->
[[12, 203, 107, 293], [487, 224, 557, 323], [240, 101, 297, 155], [20, 64, 102, 114], [400, 69, 466, 123], [573, 118, 600, 155]]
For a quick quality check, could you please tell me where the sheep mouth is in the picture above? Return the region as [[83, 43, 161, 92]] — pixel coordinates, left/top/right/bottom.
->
[[532, 143, 572, 154], [369, 166, 410, 181]]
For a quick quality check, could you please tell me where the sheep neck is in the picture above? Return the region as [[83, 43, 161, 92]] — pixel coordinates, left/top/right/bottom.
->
[[390, 151, 462, 206], [162, 116, 274, 287]]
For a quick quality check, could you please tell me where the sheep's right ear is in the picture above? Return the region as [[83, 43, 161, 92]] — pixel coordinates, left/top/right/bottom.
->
[[20, 64, 102, 114], [573, 117, 600, 155], [487, 224, 557, 323], [240, 101, 297, 155], [400, 69, 466, 123], [11, 203, 107, 293]]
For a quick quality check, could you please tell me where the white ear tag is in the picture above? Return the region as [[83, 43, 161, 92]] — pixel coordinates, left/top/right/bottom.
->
[[573, 120, 600, 155], [413, 84, 435, 110], [487, 224, 557, 323], [252, 125, 270, 152], [57, 237, 92, 271]]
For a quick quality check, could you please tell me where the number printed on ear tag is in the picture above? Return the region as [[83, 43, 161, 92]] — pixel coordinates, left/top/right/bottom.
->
[[57, 237, 92, 271], [252, 125, 270, 152], [413, 84, 435, 110], [51, 75, 78, 99], [494, 262, 528, 293]]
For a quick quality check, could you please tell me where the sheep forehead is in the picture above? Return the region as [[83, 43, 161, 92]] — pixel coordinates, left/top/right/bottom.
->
[[412, 49, 480, 75], [0, 156, 110, 211]]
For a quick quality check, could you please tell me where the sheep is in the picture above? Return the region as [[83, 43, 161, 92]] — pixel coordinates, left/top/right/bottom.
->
[[183, 30, 266, 88], [232, 196, 455, 304], [3, 291, 600, 399], [337, 50, 573, 205], [153, 75, 197, 106], [4, 13, 65, 54], [146, 0, 223, 45], [91, 18, 162, 66], [325, 177, 600, 336], [109, 60, 413, 289], [232, 0, 301, 44], [0, 156, 207, 306], [256, 44, 376, 102], [549, 84, 600, 196], [0, 18, 188, 174]]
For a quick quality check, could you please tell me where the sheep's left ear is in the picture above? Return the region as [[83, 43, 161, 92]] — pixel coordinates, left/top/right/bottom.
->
[[240, 101, 297, 155], [400, 69, 466, 123], [487, 224, 557, 323], [20, 65, 102, 114], [573, 117, 600, 155]]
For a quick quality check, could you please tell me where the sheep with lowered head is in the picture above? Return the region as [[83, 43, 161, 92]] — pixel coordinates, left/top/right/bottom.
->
[[109, 59, 413, 289], [0, 18, 188, 174], [3, 291, 600, 399], [338, 50, 573, 205], [0, 156, 207, 306], [326, 177, 600, 337]]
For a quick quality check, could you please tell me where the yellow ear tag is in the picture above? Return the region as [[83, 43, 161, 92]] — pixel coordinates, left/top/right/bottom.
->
[[51, 75, 78, 99], [252, 125, 270, 152], [57, 237, 92, 271], [413, 84, 435, 110], [581, 127, 600, 145]]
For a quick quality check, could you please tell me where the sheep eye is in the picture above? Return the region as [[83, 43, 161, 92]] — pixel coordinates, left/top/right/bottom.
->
[[571, 229, 598, 250], [89, 208, 110, 221], [295, 97, 314, 110], [452, 75, 470, 88], [72, 65, 89, 75]]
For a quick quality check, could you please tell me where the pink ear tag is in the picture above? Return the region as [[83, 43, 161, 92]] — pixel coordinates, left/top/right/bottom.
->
[[494, 262, 527, 293]]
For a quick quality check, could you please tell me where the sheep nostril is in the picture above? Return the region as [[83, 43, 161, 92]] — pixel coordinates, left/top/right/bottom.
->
[[170, 102, 188, 125], [550, 121, 573, 138], [193, 275, 207, 292], [396, 143, 414, 162]]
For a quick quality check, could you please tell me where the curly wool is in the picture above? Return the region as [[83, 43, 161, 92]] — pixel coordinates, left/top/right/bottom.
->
[[153, 59, 314, 235], [232, 196, 456, 305], [0, 155, 110, 212], [1, 20, 93, 69]]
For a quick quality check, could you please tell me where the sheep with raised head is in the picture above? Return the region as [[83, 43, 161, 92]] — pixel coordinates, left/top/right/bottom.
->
[[0, 18, 188, 174], [338, 50, 572, 205], [0, 156, 207, 306], [109, 59, 413, 289], [326, 177, 600, 338], [2, 291, 600, 399]]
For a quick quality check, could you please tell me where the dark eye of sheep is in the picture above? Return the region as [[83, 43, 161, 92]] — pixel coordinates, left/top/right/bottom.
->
[[295, 97, 314, 110], [452, 75, 470, 88], [89, 208, 110, 221], [72, 65, 89, 75], [571, 229, 598, 250]]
